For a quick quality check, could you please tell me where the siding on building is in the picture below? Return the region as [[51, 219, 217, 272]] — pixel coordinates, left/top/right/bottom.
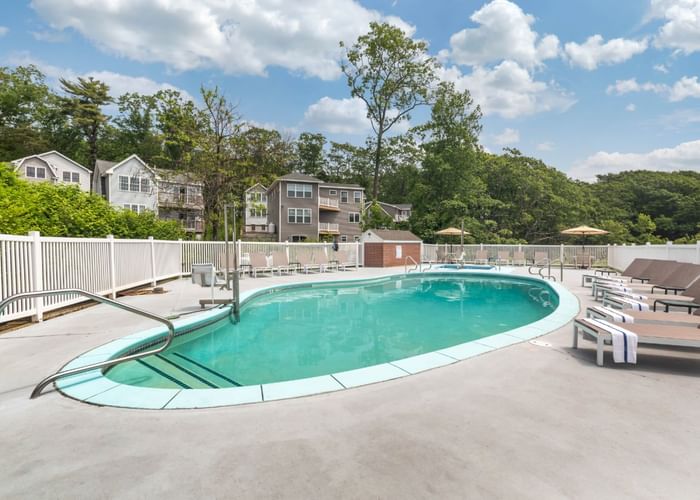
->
[[318, 186, 364, 241], [105, 157, 159, 213], [12, 151, 91, 192], [277, 180, 319, 242]]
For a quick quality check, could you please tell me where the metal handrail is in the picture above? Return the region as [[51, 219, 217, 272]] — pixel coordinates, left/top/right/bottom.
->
[[405, 255, 421, 273], [0, 289, 176, 399]]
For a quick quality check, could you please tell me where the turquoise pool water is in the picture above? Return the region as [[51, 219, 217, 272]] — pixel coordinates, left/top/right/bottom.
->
[[106, 274, 557, 389], [437, 264, 495, 270]]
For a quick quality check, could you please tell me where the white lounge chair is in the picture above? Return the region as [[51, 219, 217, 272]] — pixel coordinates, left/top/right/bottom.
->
[[271, 251, 294, 275], [496, 251, 511, 265], [250, 252, 273, 278], [297, 252, 321, 274]]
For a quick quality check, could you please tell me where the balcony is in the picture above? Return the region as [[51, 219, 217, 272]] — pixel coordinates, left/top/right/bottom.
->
[[158, 192, 204, 209], [319, 197, 340, 211], [182, 219, 204, 233], [319, 222, 340, 234], [245, 223, 276, 234]]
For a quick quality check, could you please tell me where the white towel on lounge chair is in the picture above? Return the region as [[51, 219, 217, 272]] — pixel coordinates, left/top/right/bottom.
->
[[589, 306, 634, 323], [598, 283, 633, 292], [614, 291, 648, 300], [610, 296, 650, 311], [588, 319, 638, 363]]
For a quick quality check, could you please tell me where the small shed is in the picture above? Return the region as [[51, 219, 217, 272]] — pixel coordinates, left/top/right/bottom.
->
[[362, 229, 422, 267]]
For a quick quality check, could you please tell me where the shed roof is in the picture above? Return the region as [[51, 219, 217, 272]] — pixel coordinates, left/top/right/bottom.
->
[[365, 229, 421, 242]]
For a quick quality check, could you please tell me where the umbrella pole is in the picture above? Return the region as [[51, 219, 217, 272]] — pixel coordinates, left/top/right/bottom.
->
[[460, 219, 464, 256]]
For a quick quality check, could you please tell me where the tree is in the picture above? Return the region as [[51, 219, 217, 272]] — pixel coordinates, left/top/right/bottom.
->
[[59, 77, 112, 171], [153, 89, 204, 170], [295, 132, 327, 178], [340, 22, 437, 199]]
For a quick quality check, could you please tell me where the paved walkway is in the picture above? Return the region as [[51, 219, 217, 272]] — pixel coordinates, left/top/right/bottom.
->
[[1, 267, 698, 499]]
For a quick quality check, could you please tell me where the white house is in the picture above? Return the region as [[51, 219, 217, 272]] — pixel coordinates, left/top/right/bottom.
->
[[244, 183, 274, 237], [11, 151, 91, 192], [93, 154, 159, 213]]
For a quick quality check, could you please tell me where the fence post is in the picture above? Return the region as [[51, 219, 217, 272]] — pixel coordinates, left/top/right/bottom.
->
[[107, 235, 117, 299], [355, 240, 360, 269], [666, 241, 672, 260], [236, 240, 242, 267], [29, 231, 43, 322], [178, 238, 184, 276], [149, 236, 157, 286], [560, 244, 564, 263], [697, 241, 700, 265]]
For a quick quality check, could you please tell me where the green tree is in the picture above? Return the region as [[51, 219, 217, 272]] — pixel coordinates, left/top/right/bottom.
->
[[340, 22, 437, 199], [362, 201, 394, 230], [59, 76, 112, 171], [295, 132, 327, 178]]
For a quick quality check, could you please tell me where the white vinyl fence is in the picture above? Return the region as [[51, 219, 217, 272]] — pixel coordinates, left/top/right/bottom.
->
[[2, 231, 697, 324]]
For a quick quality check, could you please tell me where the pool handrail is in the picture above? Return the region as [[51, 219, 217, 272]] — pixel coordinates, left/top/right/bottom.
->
[[405, 256, 421, 273], [0, 288, 176, 399]]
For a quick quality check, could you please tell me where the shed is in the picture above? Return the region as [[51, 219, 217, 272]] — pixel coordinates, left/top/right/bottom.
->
[[362, 229, 422, 267]]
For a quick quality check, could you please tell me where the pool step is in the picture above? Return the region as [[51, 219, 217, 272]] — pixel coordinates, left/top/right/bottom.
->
[[169, 352, 242, 387], [134, 356, 219, 389]]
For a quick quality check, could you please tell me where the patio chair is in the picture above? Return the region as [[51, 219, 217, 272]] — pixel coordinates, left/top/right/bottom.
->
[[587, 305, 700, 326], [297, 251, 321, 274], [250, 252, 273, 278], [316, 251, 336, 272], [271, 251, 294, 275], [575, 252, 592, 269], [573, 317, 700, 366], [333, 251, 356, 271], [474, 250, 488, 265], [533, 251, 549, 265], [512, 251, 526, 266], [496, 251, 511, 265], [436, 247, 447, 263], [601, 275, 700, 312]]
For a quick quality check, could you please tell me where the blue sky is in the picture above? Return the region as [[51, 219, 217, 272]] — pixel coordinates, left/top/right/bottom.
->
[[1, 0, 699, 180]]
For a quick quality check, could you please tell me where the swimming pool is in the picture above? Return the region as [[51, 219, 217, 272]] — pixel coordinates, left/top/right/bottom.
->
[[436, 264, 496, 271], [58, 272, 579, 409]]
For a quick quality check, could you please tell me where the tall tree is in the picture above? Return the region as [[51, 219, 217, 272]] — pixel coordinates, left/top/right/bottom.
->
[[340, 22, 437, 199], [59, 77, 111, 171], [295, 132, 327, 178], [153, 89, 204, 170]]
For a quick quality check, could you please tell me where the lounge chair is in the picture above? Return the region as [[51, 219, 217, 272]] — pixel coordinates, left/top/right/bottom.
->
[[582, 258, 660, 287], [512, 251, 526, 266], [533, 251, 548, 265], [270, 251, 294, 275], [575, 252, 592, 269], [602, 276, 700, 312], [250, 252, 273, 278], [333, 250, 356, 271], [297, 252, 321, 274], [474, 250, 488, 265], [596, 261, 690, 300], [573, 317, 700, 366], [316, 251, 336, 272], [436, 247, 447, 263], [586, 305, 700, 326], [496, 251, 511, 265]]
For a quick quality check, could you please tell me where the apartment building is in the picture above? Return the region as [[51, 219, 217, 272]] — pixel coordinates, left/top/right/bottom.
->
[[365, 201, 412, 223], [243, 183, 275, 240], [266, 173, 364, 242]]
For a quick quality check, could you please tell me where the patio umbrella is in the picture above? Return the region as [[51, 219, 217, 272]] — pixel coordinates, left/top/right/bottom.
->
[[436, 226, 470, 256], [561, 225, 609, 265]]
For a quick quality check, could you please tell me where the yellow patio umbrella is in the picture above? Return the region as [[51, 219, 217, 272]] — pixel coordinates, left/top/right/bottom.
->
[[436, 225, 471, 255], [561, 225, 609, 249]]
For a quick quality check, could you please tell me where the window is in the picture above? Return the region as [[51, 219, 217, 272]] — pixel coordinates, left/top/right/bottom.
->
[[26, 166, 35, 177], [129, 177, 140, 192], [140, 177, 150, 193], [119, 176, 129, 191], [288, 208, 311, 224], [249, 206, 267, 218], [291, 235, 307, 242], [354, 235, 361, 242], [340, 235, 348, 243], [329, 189, 337, 196], [71, 172, 79, 183], [36, 167, 46, 179], [287, 183, 312, 198], [123, 204, 146, 213], [348, 212, 360, 223], [63, 172, 71, 182], [340, 191, 348, 203], [353, 191, 362, 203]]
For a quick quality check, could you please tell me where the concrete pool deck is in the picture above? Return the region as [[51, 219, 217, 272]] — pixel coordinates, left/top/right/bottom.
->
[[1, 267, 699, 499]]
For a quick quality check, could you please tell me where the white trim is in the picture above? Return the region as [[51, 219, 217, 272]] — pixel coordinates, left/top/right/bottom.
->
[[105, 154, 160, 179]]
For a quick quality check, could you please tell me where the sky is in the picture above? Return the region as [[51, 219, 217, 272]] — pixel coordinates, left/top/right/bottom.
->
[[1, 0, 700, 181]]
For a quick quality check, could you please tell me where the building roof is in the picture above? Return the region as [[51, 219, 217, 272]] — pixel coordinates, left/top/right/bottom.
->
[[94, 159, 117, 177], [365, 229, 421, 242], [245, 182, 268, 192], [95, 154, 159, 178], [12, 150, 91, 175], [321, 182, 365, 190], [278, 172, 324, 183]]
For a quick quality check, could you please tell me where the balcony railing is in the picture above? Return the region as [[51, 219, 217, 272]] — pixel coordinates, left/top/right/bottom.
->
[[158, 192, 204, 208], [319, 222, 340, 234], [319, 197, 339, 210], [182, 220, 204, 232], [245, 223, 276, 234]]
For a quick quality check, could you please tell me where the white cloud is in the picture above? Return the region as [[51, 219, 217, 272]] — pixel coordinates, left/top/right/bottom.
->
[[625, 103, 636, 112], [31, 30, 69, 42], [301, 97, 370, 134], [654, 63, 669, 73], [536, 141, 554, 151], [439, 60, 575, 119], [563, 35, 648, 70], [607, 76, 700, 102], [569, 139, 700, 181], [493, 127, 520, 145], [7, 53, 193, 101], [649, 0, 700, 54], [448, 0, 559, 68], [0, 26, 8, 37], [31, 0, 414, 81]]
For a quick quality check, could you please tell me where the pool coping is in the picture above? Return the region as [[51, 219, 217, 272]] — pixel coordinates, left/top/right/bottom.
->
[[56, 270, 580, 410]]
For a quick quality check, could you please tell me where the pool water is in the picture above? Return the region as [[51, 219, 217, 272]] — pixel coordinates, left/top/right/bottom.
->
[[437, 264, 495, 270], [107, 274, 557, 389]]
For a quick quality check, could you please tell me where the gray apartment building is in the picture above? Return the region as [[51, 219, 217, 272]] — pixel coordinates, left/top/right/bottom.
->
[[266, 173, 364, 242]]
